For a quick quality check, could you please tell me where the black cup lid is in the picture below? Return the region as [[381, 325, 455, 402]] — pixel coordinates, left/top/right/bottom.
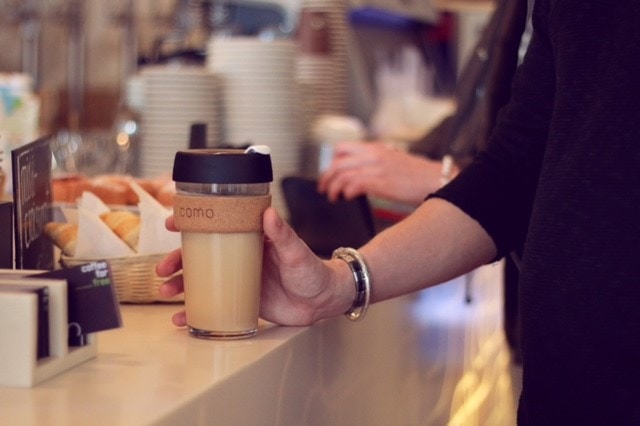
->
[[172, 148, 273, 184]]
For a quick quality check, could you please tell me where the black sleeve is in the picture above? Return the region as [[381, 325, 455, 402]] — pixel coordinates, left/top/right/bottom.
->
[[430, 0, 555, 258]]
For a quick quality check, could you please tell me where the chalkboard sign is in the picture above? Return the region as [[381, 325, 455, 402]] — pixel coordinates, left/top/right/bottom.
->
[[11, 136, 54, 270]]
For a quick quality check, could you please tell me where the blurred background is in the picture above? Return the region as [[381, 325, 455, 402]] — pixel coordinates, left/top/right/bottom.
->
[[0, 0, 492, 137], [1, 0, 493, 206]]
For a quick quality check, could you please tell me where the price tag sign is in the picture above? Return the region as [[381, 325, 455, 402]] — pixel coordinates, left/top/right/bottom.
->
[[11, 136, 54, 270], [36, 261, 122, 346]]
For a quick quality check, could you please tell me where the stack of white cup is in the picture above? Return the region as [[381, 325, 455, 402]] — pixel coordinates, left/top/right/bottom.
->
[[206, 37, 304, 216], [139, 66, 220, 178], [295, 0, 350, 118]]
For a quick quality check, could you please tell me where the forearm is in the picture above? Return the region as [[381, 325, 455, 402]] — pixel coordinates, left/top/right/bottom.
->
[[251, 200, 495, 325], [357, 197, 497, 303]]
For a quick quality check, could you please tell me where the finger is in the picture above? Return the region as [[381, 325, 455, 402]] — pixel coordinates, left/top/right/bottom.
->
[[341, 179, 371, 201], [158, 274, 184, 297], [165, 215, 177, 231], [318, 159, 349, 193], [260, 207, 326, 324], [320, 162, 366, 200], [155, 248, 183, 277], [263, 206, 295, 246], [325, 169, 368, 201], [263, 207, 313, 262], [172, 310, 187, 327], [318, 146, 375, 193]]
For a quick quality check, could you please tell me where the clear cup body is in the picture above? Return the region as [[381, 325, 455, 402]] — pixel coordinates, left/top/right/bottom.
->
[[177, 181, 269, 339], [177, 182, 269, 196]]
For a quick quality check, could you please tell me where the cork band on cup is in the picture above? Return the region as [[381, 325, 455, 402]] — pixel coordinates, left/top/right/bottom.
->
[[173, 194, 272, 233]]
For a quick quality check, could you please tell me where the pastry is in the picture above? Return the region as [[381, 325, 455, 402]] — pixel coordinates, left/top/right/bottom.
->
[[44, 222, 78, 257], [90, 176, 130, 206], [99, 210, 141, 250], [51, 175, 91, 204], [94, 174, 140, 205], [52, 173, 176, 207], [155, 181, 176, 207]]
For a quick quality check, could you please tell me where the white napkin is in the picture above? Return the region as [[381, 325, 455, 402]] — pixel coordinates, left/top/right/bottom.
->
[[61, 191, 109, 224], [74, 207, 135, 259], [130, 181, 180, 255], [79, 191, 111, 215]]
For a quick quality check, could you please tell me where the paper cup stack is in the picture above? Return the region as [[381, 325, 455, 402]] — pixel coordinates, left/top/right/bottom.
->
[[295, 0, 350, 118], [207, 37, 304, 216], [139, 66, 220, 178]]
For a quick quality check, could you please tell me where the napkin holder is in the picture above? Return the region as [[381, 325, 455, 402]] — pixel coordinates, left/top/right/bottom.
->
[[0, 272, 97, 388]]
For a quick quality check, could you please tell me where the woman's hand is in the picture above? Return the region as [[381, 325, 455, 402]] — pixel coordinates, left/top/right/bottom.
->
[[318, 141, 447, 206], [258, 207, 353, 325], [155, 208, 354, 327]]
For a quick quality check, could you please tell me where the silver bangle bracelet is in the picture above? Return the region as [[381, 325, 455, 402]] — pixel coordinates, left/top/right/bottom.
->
[[332, 247, 371, 321]]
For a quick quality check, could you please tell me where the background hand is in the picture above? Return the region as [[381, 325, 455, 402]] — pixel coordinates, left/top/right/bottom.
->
[[318, 141, 446, 205]]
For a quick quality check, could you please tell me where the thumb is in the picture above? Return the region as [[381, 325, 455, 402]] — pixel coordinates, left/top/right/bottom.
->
[[261, 207, 328, 325], [263, 206, 295, 245], [263, 207, 313, 260]]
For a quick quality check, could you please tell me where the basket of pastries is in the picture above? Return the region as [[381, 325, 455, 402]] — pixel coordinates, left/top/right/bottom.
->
[[46, 178, 181, 304]]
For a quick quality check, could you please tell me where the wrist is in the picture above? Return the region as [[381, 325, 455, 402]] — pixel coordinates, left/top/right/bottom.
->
[[322, 257, 359, 319]]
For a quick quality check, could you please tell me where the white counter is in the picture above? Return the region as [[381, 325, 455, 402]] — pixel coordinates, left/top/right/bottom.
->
[[0, 263, 518, 425]]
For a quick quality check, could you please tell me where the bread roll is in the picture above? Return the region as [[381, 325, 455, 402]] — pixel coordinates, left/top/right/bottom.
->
[[94, 174, 139, 205], [51, 175, 91, 204], [90, 177, 130, 206], [44, 222, 78, 257], [99, 211, 141, 250]]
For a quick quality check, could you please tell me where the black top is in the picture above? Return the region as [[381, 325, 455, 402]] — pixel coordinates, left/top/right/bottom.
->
[[434, 1, 640, 424]]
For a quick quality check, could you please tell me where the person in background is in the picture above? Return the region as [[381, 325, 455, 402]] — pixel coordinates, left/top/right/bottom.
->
[[158, 0, 640, 423], [320, 0, 530, 205], [319, 0, 530, 363]]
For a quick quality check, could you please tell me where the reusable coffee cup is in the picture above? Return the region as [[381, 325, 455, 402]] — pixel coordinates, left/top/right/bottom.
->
[[172, 146, 273, 339]]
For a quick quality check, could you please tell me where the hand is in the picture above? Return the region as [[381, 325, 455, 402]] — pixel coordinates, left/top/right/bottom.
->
[[155, 208, 353, 327], [318, 141, 447, 206], [258, 207, 352, 325]]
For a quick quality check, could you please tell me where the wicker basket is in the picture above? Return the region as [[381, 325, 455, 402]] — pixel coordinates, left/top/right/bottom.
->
[[61, 253, 183, 304]]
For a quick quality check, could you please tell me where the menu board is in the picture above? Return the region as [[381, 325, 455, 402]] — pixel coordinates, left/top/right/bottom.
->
[[11, 136, 54, 270]]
